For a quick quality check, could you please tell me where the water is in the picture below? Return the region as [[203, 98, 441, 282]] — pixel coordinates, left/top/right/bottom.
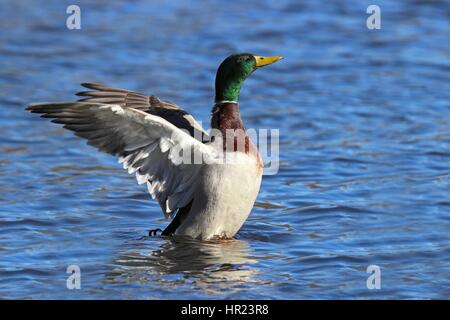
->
[[0, 0, 449, 299]]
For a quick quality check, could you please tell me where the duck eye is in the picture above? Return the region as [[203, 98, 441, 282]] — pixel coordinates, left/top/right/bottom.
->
[[238, 55, 253, 63]]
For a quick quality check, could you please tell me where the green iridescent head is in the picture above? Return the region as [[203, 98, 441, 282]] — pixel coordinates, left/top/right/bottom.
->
[[215, 53, 283, 103]]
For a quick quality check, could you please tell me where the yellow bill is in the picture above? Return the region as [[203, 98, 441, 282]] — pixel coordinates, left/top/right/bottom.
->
[[253, 55, 284, 67]]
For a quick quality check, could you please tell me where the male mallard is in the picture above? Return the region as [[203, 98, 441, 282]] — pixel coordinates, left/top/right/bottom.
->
[[27, 53, 283, 240]]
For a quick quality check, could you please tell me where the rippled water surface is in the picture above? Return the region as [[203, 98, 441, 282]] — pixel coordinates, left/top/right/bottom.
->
[[1, 0, 449, 299]]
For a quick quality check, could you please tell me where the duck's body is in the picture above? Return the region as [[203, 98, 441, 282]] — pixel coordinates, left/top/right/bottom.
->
[[166, 100, 263, 239], [174, 150, 262, 239], [27, 54, 282, 240]]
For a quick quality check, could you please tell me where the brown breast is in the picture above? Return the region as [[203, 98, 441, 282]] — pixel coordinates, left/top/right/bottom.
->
[[211, 102, 262, 169]]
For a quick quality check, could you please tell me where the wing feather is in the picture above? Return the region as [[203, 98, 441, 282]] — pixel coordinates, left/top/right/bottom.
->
[[76, 83, 209, 142], [27, 102, 217, 216]]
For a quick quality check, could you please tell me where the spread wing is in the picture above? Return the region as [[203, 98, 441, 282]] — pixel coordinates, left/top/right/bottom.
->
[[26, 102, 218, 216], [76, 83, 209, 142]]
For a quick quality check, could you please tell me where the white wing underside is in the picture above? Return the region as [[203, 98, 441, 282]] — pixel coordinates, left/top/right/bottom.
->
[[109, 106, 211, 216], [27, 102, 218, 217]]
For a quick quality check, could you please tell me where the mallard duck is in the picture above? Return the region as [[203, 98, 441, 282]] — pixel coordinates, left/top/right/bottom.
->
[[27, 53, 283, 240]]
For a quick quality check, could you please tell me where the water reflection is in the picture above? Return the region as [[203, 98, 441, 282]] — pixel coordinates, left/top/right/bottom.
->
[[107, 237, 260, 294]]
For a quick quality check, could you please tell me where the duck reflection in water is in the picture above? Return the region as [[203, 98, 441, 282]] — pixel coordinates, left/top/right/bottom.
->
[[106, 236, 262, 294]]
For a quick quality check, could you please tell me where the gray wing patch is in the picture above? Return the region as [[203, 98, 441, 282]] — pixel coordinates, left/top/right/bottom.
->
[[76, 83, 209, 142]]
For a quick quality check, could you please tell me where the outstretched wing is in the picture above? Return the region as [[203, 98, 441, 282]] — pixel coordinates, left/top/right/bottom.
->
[[76, 83, 209, 142], [26, 102, 217, 216]]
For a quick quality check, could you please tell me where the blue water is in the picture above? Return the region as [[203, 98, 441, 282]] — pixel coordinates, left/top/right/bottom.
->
[[0, 0, 449, 299]]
